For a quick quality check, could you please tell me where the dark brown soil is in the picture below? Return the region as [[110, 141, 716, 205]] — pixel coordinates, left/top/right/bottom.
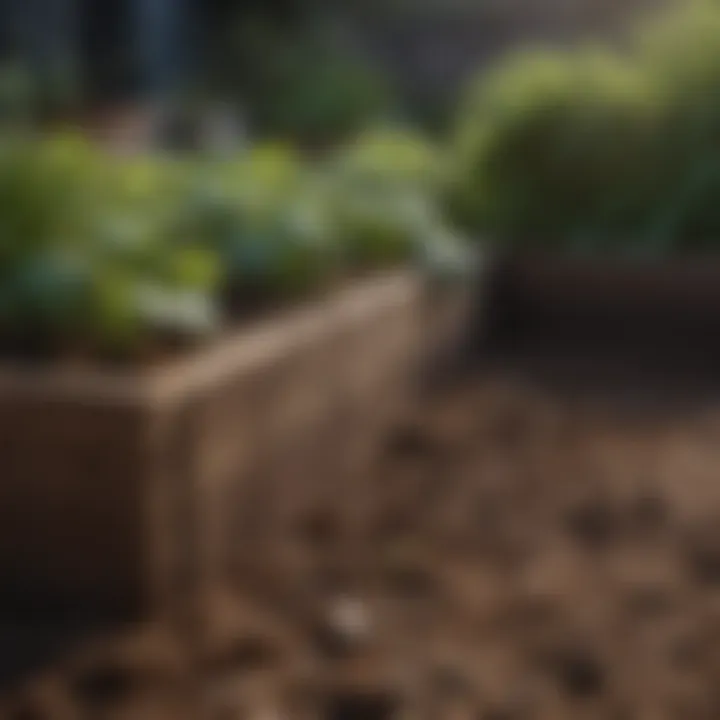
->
[[6, 342, 720, 719]]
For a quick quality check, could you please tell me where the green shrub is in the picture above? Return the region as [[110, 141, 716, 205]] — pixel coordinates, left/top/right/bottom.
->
[[632, 0, 720, 250], [451, 46, 662, 252], [450, 0, 720, 254]]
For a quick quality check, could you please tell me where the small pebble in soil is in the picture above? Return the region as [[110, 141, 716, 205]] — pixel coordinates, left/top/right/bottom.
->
[[311, 597, 373, 659], [327, 598, 372, 644]]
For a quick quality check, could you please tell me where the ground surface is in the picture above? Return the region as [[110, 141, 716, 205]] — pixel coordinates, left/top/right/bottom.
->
[[5, 345, 720, 719]]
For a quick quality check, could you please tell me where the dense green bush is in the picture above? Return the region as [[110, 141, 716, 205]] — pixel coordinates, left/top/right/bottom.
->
[[451, 0, 720, 254], [451, 47, 661, 252]]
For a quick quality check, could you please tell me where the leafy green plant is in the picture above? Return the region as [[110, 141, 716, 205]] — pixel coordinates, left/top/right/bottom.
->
[[0, 135, 220, 359], [0, 124, 465, 363], [178, 144, 339, 304], [325, 127, 453, 268], [335, 127, 443, 193]]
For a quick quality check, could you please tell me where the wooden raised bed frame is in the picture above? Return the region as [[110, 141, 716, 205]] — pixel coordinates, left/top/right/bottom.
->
[[485, 255, 720, 356], [0, 273, 429, 620]]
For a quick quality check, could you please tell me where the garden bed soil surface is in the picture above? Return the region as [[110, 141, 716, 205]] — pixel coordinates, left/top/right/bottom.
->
[[5, 336, 720, 719]]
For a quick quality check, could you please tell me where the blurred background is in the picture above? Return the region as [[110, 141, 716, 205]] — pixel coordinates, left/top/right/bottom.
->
[[0, 0, 663, 146], [9, 1, 720, 719]]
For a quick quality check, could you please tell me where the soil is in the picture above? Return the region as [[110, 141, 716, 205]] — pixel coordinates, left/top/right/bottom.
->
[[5, 340, 720, 719]]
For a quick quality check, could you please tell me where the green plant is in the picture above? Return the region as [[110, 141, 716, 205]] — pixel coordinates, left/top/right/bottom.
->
[[451, 46, 663, 252], [327, 127, 463, 268], [178, 144, 339, 302], [450, 0, 720, 255], [218, 19, 394, 146], [336, 127, 443, 193], [631, 0, 720, 250], [0, 135, 220, 358], [0, 124, 464, 363]]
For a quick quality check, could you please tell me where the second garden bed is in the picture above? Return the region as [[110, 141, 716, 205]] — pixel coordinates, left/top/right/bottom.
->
[[484, 255, 720, 358]]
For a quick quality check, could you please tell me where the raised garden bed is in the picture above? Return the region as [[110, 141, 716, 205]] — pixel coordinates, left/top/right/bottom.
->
[[8, 352, 720, 718], [484, 255, 720, 358], [0, 272, 428, 620]]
